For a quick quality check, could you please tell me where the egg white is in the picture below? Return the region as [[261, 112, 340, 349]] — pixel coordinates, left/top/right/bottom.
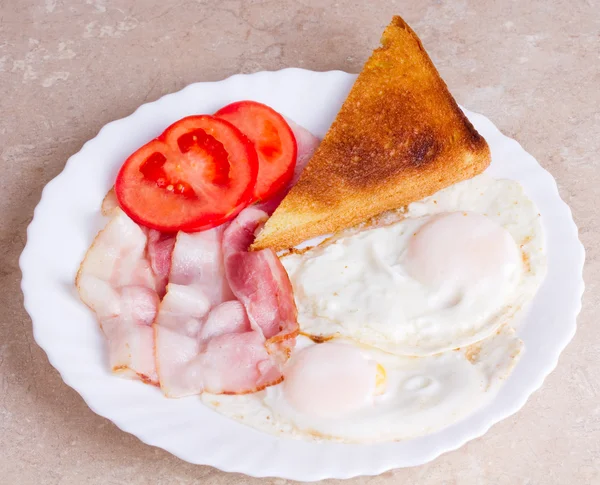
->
[[281, 174, 546, 356], [202, 327, 522, 443]]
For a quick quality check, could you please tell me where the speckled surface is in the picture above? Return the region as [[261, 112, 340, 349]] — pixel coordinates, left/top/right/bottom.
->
[[1, 1, 599, 484]]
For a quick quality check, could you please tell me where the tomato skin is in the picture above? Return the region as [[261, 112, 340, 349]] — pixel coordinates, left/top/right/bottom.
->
[[115, 115, 258, 233], [215, 101, 297, 202]]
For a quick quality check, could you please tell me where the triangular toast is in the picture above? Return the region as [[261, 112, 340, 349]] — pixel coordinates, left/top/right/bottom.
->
[[252, 15, 491, 251]]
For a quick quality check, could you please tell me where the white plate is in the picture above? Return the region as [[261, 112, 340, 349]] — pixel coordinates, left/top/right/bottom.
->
[[20, 69, 584, 481]]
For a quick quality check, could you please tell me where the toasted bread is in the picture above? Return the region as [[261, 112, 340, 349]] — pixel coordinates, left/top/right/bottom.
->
[[252, 15, 491, 251]]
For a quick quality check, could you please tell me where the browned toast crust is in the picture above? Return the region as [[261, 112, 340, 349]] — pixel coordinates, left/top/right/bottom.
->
[[252, 15, 491, 251]]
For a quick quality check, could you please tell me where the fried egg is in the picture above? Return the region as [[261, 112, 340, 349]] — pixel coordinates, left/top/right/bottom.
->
[[281, 174, 546, 356], [202, 175, 545, 442], [202, 327, 522, 443]]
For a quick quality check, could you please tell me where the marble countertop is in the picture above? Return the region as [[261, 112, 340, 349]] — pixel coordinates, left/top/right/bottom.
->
[[2, 1, 598, 483]]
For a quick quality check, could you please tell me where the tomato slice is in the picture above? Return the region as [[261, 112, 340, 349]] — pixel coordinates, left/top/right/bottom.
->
[[215, 101, 297, 202], [115, 115, 258, 232]]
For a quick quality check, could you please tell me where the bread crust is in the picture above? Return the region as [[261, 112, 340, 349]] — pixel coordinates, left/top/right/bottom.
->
[[252, 15, 491, 251]]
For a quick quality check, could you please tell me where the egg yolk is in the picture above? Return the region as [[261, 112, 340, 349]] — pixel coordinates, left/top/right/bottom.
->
[[282, 342, 379, 419], [404, 212, 521, 288], [375, 363, 387, 395]]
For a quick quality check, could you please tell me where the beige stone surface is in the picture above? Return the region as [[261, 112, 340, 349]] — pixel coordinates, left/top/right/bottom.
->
[[1, 0, 598, 483]]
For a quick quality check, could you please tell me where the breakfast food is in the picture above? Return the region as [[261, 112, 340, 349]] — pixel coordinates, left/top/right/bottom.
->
[[215, 101, 297, 202], [204, 327, 522, 442], [252, 15, 491, 251], [78, 106, 318, 393], [282, 174, 546, 356], [76, 209, 160, 383], [115, 115, 258, 232], [75, 15, 548, 445], [154, 209, 297, 397], [202, 173, 546, 442]]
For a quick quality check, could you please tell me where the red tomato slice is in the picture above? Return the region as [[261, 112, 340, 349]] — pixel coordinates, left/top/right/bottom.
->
[[115, 115, 258, 232], [215, 101, 297, 202]]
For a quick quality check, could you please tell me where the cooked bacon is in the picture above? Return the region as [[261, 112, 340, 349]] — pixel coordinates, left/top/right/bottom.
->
[[100, 286, 158, 383], [154, 228, 284, 397], [169, 228, 233, 303], [101, 187, 119, 216], [199, 299, 250, 340], [76, 209, 159, 384], [101, 188, 176, 297], [154, 228, 226, 397], [287, 118, 321, 187], [146, 230, 176, 298], [85, 121, 316, 394], [223, 207, 299, 364], [199, 301, 282, 393]]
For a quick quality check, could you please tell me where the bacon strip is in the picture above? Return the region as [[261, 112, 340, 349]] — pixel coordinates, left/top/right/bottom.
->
[[146, 230, 176, 298], [76, 209, 159, 384], [223, 207, 299, 365], [101, 187, 119, 216], [197, 301, 282, 394], [154, 228, 227, 397], [286, 118, 321, 188], [154, 227, 283, 397]]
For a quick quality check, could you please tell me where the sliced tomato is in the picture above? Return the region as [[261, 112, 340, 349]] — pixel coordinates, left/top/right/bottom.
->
[[115, 115, 257, 232], [215, 101, 297, 202]]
